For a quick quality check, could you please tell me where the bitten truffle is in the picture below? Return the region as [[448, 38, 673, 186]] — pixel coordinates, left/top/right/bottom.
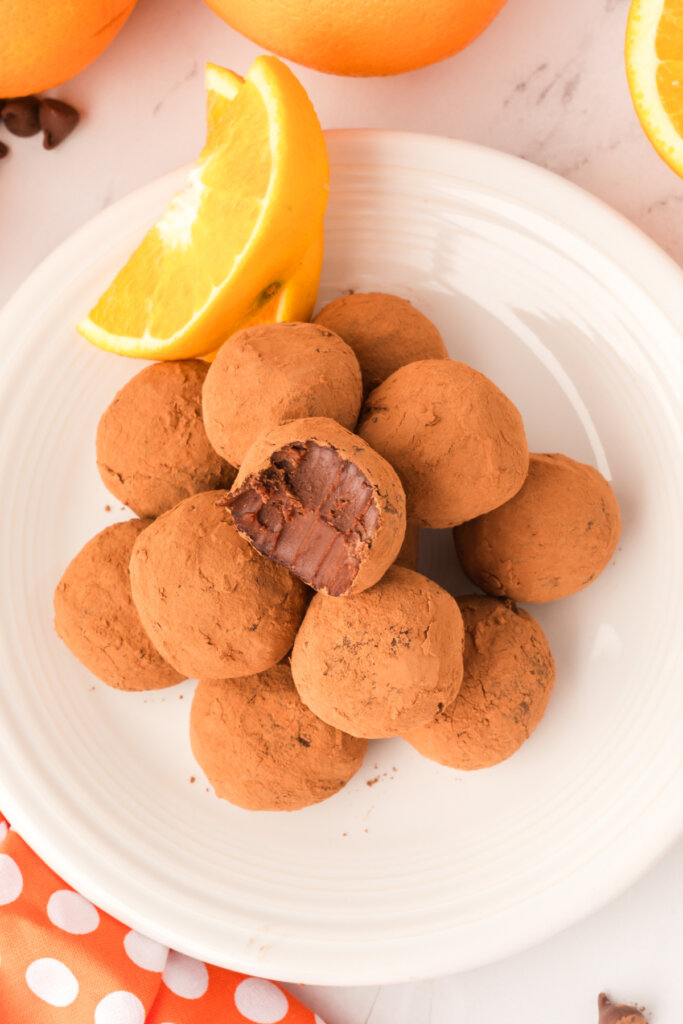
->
[[202, 321, 363, 466], [129, 490, 308, 679], [222, 417, 406, 597], [358, 359, 529, 528], [291, 565, 464, 738], [598, 994, 647, 1024], [404, 596, 556, 769], [190, 663, 368, 810], [314, 292, 447, 394], [96, 360, 235, 518], [454, 453, 622, 602], [54, 519, 185, 691]]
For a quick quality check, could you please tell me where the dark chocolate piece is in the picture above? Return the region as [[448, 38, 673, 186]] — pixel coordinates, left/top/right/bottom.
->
[[3, 96, 40, 137], [39, 99, 79, 149], [0, 141, 8, 159], [222, 441, 379, 597], [598, 993, 647, 1024]]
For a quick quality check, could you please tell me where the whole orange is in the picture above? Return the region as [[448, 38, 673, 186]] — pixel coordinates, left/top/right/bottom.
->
[[0, 0, 137, 98], [203, 0, 510, 76]]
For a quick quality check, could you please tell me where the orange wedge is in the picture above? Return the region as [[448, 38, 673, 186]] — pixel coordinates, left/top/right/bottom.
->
[[626, 0, 683, 176], [77, 57, 328, 359], [203, 222, 324, 361]]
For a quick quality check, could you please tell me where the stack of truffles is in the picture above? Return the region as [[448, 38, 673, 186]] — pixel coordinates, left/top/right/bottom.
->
[[55, 293, 622, 812]]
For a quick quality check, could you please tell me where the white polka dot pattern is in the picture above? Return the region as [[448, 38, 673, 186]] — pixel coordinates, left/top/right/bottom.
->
[[94, 990, 146, 1024], [0, 853, 22, 905], [162, 950, 209, 999], [0, 810, 323, 1022], [47, 890, 99, 934], [25, 957, 79, 1007], [123, 930, 169, 972], [234, 977, 289, 1023]]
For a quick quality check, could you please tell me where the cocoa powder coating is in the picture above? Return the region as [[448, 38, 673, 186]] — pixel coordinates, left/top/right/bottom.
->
[[129, 490, 308, 679], [291, 565, 464, 738], [224, 417, 406, 596], [190, 663, 367, 810], [405, 595, 556, 769], [314, 292, 447, 394], [358, 359, 529, 528], [54, 519, 185, 691], [454, 453, 622, 602], [202, 321, 363, 466], [97, 360, 235, 518]]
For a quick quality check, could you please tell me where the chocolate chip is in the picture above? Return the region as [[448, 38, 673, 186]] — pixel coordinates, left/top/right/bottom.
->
[[0, 141, 8, 159], [2, 96, 41, 137], [39, 99, 79, 150]]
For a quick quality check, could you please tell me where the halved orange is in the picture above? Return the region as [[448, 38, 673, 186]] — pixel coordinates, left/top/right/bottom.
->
[[77, 57, 328, 359], [626, 0, 683, 176]]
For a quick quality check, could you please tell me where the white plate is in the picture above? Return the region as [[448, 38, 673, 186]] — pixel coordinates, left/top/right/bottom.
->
[[0, 131, 682, 986]]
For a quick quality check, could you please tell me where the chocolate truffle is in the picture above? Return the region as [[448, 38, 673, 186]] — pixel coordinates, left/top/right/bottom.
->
[[223, 417, 406, 597], [129, 490, 308, 679], [358, 359, 529, 528], [394, 522, 419, 570], [96, 360, 235, 518], [54, 519, 184, 691], [291, 565, 464, 738], [190, 663, 367, 810], [202, 321, 363, 466], [454, 453, 622, 602], [405, 596, 556, 770], [598, 995, 647, 1024], [314, 292, 447, 394]]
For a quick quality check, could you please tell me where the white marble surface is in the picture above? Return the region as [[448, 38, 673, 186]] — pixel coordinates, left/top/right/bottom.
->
[[1, 0, 682, 1020]]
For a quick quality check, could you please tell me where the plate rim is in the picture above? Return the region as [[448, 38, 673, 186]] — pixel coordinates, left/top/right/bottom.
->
[[1, 128, 682, 985]]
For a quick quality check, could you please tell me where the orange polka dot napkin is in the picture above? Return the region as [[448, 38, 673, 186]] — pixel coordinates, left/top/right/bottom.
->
[[0, 813, 326, 1023]]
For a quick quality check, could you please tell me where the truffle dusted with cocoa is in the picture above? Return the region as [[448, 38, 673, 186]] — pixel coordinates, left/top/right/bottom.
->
[[97, 360, 235, 519], [222, 417, 406, 597], [54, 519, 185, 692], [190, 663, 367, 811], [291, 565, 464, 738], [358, 359, 529, 528], [314, 292, 447, 394], [405, 596, 555, 769], [454, 453, 622, 602], [129, 490, 308, 679], [597, 994, 647, 1024], [202, 321, 363, 466]]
